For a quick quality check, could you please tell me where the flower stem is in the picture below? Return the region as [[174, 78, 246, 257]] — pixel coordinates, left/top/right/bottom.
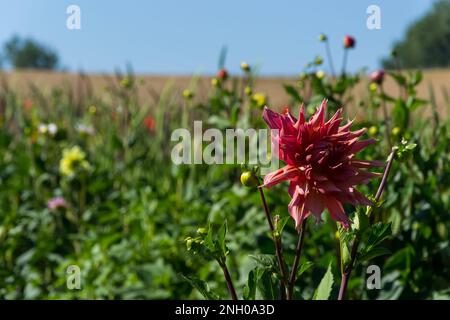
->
[[325, 40, 336, 78], [338, 148, 396, 300], [258, 186, 288, 299], [287, 219, 307, 300], [379, 85, 393, 151], [219, 261, 238, 300], [341, 50, 348, 77]]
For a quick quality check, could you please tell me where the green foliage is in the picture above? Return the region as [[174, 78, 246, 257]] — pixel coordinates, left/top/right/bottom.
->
[[313, 263, 334, 300], [3, 35, 59, 70], [0, 35, 449, 300], [383, 0, 450, 69]]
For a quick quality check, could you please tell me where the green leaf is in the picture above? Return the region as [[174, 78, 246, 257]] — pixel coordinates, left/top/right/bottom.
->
[[388, 72, 407, 86], [203, 224, 215, 252], [313, 263, 334, 300], [297, 261, 314, 277], [249, 254, 278, 272], [392, 98, 409, 129], [217, 221, 228, 256], [411, 70, 423, 86], [243, 268, 260, 300], [283, 84, 302, 102], [257, 269, 277, 300], [406, 96, 427, 111], [359, 246, 391, 262], [179, 274, 220, 300], [366, 222, 392, 249]]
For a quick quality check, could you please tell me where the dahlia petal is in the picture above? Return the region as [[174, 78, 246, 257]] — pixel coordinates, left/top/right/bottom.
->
[[350, 159, 384, 168], [263, 107, 283, 130], [325, 197, 350, 229], [309, 100, 326, 127], [295, 104, 306, 128], [263, 165, 298, 188], [289, 188, 310, 231], [338, 119, 354, 132], [349, 138, 376, 154], [305, 191, 325, 220]]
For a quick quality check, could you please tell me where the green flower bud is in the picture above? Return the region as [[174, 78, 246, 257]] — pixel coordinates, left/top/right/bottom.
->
[[240, 171, 259, 188]]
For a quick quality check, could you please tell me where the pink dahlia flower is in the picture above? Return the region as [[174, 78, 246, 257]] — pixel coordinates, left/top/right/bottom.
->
[[262, 100, 382, 230]]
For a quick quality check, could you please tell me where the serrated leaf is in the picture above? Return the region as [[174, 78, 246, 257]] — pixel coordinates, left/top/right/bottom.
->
[[366, 222, 392, 249], [313, 263, 334, 300], [249, 254, 278, 272], [359, 246, 391, 262]]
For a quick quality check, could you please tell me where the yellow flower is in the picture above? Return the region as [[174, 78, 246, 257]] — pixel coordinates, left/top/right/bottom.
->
[[183, 89, 194, 100], [368, 126, 378, 136], [211, 78, 219, 87], [369, 83, 378, 92], [319, 33, 327, 42], [391, 127, 401, 136], [244, 86, 253, 96], [60, 146, 90, 177], [88, 105, 97, 115], [252, 93, 267, 108]]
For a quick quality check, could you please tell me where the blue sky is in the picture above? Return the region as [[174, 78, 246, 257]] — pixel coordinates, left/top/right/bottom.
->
[[0, 0, 436, 76]]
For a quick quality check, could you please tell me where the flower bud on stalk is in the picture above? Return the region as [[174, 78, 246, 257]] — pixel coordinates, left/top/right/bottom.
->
[[318, 33, 327, 42], [240, 62, 250, 72], [343, 35, 356, 49], [370, 70, 385, 85], [217, 68, 228, 81], [240, 171, 259, 188]]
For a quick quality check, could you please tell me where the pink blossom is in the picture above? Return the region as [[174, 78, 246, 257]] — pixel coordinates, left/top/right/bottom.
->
[[47, 197, 67, 211], [262, 100, 382, 230]]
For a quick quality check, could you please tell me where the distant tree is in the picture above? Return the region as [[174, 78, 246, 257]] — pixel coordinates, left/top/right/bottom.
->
[[3, 35, 59, 70], [382, 0, 450, 69]]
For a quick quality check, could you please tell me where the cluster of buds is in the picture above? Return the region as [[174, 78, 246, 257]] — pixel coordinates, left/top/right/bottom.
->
[[184, 228, 208, 252]]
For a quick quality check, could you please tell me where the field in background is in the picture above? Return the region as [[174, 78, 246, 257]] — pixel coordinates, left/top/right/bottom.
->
[[2, 69, 449, 117]]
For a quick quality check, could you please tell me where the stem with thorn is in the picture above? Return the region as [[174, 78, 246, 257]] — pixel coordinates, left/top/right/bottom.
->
[[338, 148, 397, 300]]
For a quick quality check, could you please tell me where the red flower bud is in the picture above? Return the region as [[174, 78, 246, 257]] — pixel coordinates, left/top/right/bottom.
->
[[217, 68, 228, 80], [343, 35, 356, 49], [370, 70, 385, 84], [144, 116, 155, 131]]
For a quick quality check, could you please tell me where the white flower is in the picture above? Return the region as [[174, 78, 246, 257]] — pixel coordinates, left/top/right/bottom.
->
[[47, 123, 58, 136], [75, 123, 95, 136]]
